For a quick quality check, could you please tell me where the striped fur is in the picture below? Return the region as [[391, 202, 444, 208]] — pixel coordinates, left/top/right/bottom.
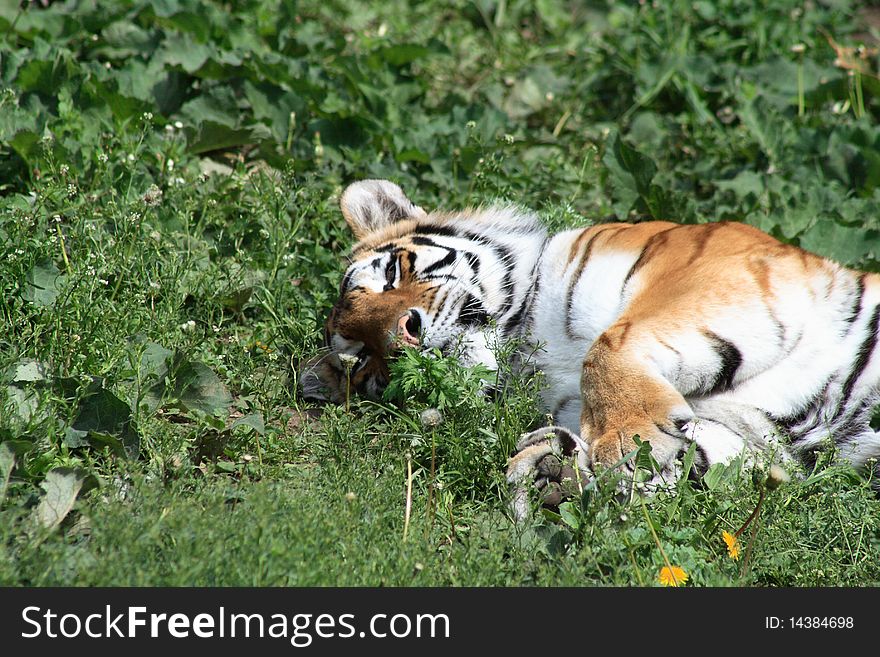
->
[[302, 180, 880, 509]]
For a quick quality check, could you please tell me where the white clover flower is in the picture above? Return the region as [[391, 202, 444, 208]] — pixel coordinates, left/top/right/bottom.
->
[[180, 320, 196, 332], [174, 121, 183, 129]]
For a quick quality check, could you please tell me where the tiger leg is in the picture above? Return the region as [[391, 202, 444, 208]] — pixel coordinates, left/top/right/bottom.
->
[[582, 319, 742, 478]]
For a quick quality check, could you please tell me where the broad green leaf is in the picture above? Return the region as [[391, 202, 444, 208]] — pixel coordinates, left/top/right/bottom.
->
[[603, 133, 658, 216], [34, 468, 85, 531], [378, 44, 432, 66], [0, 443, 14, 503], [67, 386, 139, 457], [6, 358, 48, 383], [147, 354, 232, 417], [558, 501, 580, 530], [716, 171, 764, 201], [6, 386, 42, 425], [702, 462, 728, 491], [23, 259, 65, 307], [231, 412, 265, 436], [63, 426, 90, 449], [138, 341, 173, 379], [798, 219, 877, 267], [159, 33, 212, 73]]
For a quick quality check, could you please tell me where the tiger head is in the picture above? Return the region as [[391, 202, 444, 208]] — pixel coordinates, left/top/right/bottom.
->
[[300, 179, 546, 404]]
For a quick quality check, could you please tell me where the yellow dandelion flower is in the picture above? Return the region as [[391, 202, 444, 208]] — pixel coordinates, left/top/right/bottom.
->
[[722, 530, 741, 560], [658, 565, 688, 587]]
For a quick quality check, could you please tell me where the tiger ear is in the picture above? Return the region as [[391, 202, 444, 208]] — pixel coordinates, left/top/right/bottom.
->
[[340, 179, 427, 240]]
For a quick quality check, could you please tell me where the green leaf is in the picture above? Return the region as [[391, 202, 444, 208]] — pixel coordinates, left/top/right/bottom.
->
[[5, 386, 41, 425], [231, 412, 265, 436], [23, 259, 65, 307], [0, 443, 14, 504], [6, 358, 49, 384], [146, 353, 232, 418], [63, 426, 90, 449], [715, 170, 764, 201], [378, 43, 432, 66], [535, 0, 572, 32], [798, 219, 877, 267], [702, 462, 728, 491], [679, 442, 697, 483], [558, 501, 580, 530], [603, 133, 658, 216], [158, 33, 212, 73], [68, 386, 139, 457], [139, 341, 174, 379], [34, 468, 85, 531]]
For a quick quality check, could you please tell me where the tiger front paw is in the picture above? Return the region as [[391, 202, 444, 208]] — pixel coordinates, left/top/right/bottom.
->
[[506, 426, 592, 521], [588, 424, 689, 489]]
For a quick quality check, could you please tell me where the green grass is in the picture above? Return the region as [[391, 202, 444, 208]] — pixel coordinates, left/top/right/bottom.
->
[[2, 0, 880, 586]]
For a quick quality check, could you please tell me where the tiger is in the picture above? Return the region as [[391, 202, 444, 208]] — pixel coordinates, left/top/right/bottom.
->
[[301, 178, 880, 519]]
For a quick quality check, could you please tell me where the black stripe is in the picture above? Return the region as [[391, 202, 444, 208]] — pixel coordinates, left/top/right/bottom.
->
[[690, 445, 710, 480], [503, 294, 529, 335], [843, 273, 866, 330], [704, 331, 742, 394], [777, 381, 829, 437], [564, 230, 620, 340], [339, 269, 355, 294], [550, 396, 577, 420], [412, 224, 494, 246], [839, 304, 880, 410], [466, 250, 480, 275], [458, 294, 489, 327], [622, 227, 677, 288], [423, 248, 456, 274], [410, 235, 438, 247]]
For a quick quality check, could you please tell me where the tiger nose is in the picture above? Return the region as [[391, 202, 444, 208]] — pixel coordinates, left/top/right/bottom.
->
[[396, 311, 421, 347]]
